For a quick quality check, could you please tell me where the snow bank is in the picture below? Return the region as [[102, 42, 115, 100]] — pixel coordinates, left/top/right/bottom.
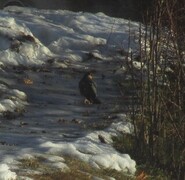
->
[[0, 84, 27, 114], [0, 15, 53, 66], [40, 118, 136, 174], [0, 164, 16, 180], [0, 5, 140, 178]]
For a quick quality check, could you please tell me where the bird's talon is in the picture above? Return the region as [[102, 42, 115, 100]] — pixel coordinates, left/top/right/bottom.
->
[[84, 99, 91, 104]]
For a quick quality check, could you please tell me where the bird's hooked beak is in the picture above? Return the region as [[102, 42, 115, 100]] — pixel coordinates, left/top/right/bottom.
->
[[88, 73, 93, 80]]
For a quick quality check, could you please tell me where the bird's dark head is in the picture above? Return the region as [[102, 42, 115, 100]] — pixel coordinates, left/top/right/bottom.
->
[[84, 71, 93, 80]]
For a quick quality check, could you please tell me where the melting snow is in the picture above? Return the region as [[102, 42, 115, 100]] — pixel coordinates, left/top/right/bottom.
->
[[0, 164, 17, 180], [0, 5, 142, 179]]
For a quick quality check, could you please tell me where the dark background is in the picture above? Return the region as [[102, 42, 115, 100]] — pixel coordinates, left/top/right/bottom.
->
[[2, 0, 153, 21]]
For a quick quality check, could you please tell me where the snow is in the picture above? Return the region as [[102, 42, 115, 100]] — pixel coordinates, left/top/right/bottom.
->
[[0, 5, 141, 179], [0, 164, 16, 180]]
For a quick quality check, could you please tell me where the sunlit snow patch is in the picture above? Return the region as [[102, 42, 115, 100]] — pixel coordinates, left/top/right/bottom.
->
[[0, 164, 17, 180], [0, 16, 54, 66], [0, 83, 27, 115], [40, 116, 136, 174]]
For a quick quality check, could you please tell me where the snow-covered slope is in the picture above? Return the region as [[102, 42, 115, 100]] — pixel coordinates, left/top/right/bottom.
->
[[0, 6, 141, 179]]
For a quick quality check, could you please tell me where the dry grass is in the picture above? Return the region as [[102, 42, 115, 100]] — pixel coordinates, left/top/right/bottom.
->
[[18, 156, 134, 180]]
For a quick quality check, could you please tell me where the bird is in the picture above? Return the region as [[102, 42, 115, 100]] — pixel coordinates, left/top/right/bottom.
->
[[79, 71, 101, 104]]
